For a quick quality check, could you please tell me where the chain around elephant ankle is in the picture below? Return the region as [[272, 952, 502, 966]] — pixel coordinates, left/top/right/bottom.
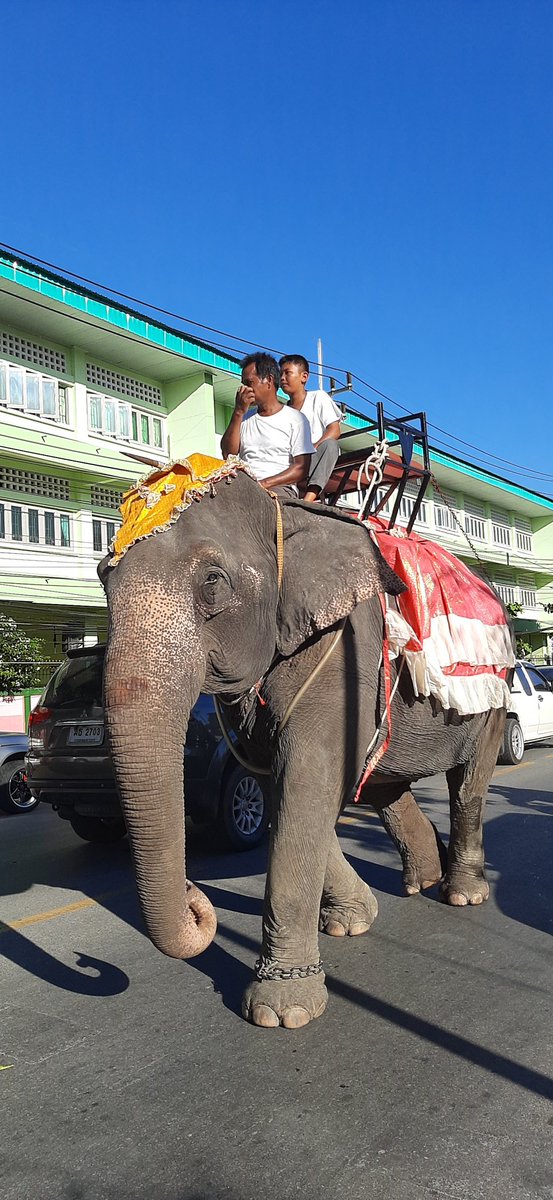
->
[[255, 956, 324, 981]]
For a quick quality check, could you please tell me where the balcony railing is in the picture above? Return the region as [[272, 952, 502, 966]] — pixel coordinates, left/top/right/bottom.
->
[[492, 523, 511, 547], [494, 583, 538, 609], [464, 515, 486, 541], [515, 530, 533, 553]]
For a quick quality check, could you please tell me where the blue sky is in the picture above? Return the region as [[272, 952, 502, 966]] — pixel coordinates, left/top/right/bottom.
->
[[1, 0, 552, 492]]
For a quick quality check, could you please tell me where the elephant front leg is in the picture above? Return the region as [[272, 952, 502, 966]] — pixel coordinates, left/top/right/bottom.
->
[[242, 753, 341, 1029], [319, 830, 378, 936]]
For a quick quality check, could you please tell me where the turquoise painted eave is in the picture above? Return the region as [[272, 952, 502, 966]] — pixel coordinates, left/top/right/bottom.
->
[[0, 253, 243, 380], [429, 448, 553, 511], [339, 416, 553, 512]]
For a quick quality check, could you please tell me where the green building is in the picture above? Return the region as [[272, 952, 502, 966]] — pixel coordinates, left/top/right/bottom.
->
[[1, 250, 552, 666]]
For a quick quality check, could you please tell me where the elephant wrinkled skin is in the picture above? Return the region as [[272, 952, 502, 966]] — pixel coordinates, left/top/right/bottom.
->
[[100, 471, 510, 1028]]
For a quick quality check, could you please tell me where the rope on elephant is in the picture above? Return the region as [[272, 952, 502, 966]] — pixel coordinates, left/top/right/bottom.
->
[[214, 620, 347, 777]]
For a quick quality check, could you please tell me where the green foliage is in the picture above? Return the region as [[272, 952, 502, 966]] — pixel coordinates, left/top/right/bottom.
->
[[542, 603, 553, 614], [506, 601, 523, 616], [515, 636, 532, 660], [0, 613, 48, 697]]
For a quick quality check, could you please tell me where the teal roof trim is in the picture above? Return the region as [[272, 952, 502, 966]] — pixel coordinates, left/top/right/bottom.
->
[[429, 448, 553, 511], [0, 253, 243, 380]]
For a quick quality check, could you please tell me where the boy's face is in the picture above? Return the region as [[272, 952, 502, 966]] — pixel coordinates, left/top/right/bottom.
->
[[280, 361, 309, 395]]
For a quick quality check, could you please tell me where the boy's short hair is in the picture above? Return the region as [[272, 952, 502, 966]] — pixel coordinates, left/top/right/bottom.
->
[[279, 354, 310, 375], [241, 352, 280, 390]]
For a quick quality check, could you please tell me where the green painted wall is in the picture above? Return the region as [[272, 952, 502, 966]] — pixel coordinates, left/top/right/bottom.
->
[[164, 372, 217, 458]]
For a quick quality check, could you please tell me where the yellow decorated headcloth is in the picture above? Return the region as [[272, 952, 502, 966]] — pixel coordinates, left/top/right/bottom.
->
[[109, 453, 249, 566]]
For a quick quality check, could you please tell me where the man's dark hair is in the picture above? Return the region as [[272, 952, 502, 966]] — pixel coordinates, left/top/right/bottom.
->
[[279, 354, 310, 375], [241, 352, 280, 390]]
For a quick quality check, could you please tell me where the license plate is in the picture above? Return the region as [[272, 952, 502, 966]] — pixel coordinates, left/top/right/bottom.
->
[[67, 724, 104, 746]]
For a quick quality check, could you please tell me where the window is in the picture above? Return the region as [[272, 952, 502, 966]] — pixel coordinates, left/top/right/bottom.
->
[[0, 503, 4, 538], [11, 506, 22, 540], [60, 514, 71, 547], [92, 517, 119, 553], [87, 390, 166, 452], [514, 665, 531, 696], [62, 628, 84, 653], [28, 509, 39, 543], [526, 665, 550, 693], [44, 512, 55, 545], [0, 360, 70, 423]]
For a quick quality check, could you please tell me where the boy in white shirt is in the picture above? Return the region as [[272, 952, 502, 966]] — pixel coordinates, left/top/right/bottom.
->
[[221, 353, 313, 496], [279, 354, 342, 502]]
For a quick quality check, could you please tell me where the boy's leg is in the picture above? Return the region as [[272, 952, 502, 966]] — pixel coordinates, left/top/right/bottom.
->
[[303, 441, 340, 502]]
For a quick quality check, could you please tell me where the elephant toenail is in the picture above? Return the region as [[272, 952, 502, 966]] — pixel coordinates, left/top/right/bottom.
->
[[251, 1004, 280, 1028], [282, 1007, 311, 1029]]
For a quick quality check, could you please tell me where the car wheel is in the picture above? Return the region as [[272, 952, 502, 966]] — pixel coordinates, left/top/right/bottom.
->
[[218, 764, 269, 850], [0, 759, 39, 814], [69, 814, 127, 844], [500, 717, 524, 765]]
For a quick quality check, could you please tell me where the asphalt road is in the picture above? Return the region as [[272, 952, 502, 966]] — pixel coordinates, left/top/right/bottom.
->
[[1, 749, 553, 1200]]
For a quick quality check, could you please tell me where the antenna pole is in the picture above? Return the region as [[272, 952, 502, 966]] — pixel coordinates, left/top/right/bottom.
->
[[317, 338, 324, 390]]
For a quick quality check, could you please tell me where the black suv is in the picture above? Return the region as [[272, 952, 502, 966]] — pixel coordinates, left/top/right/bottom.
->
[[26, 646, 269, 850]]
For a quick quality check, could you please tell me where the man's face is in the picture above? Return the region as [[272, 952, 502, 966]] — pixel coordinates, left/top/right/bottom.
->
[[280, 361, 309, 395], [242, 362, 271, 404]]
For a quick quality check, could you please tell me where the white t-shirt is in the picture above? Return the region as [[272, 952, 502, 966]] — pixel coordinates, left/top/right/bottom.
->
[[297, 390, 342, 444], [239, 404, 314, 482]]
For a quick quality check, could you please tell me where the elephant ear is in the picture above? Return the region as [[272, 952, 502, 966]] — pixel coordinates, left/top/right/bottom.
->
[[276, 501, 406, 657]]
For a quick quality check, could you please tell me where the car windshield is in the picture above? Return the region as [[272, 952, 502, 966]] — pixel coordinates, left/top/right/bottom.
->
[[43, 652, 104, 709]]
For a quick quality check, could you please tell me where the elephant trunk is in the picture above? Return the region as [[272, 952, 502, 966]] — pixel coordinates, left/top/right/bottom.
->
[[104, 633, 216, 959]]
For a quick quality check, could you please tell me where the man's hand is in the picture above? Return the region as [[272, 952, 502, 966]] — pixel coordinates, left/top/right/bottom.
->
[[235, 385, 255, 415], [221, 386, 255, 458]]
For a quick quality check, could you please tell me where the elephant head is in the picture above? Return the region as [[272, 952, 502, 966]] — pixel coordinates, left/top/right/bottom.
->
[[99, 467, 403, 960]]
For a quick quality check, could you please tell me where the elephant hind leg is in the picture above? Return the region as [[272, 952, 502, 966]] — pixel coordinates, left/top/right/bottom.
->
[[319, 830, 378, 937], [374, 786, 447, 895], [441, 708, 505, 907]]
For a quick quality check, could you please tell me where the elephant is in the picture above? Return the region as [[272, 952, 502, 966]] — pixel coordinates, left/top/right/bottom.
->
[[100, 462, 510, 1029]]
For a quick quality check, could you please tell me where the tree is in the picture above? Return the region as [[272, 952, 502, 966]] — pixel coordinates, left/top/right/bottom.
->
[[0, 613, 49, 697]]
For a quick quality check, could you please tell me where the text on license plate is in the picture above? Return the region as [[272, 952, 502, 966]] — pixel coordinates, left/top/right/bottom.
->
[[67, 725, 104, 746]]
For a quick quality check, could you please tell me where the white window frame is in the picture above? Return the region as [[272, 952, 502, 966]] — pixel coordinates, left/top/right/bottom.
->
[[87, 390, 166, 453], [0, 359, 70, 425]]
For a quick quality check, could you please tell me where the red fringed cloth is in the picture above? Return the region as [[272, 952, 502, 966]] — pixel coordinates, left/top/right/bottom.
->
[[366, 517, 515, 715]]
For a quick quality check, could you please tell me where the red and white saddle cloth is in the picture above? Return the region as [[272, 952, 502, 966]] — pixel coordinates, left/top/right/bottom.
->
[[366, 517, 515, 715]]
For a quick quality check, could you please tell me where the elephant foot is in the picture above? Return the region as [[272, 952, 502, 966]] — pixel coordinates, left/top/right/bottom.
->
[[440, 871, 490, 906], [319, 879, 378, 937], [402, 823, 448, 897], [242, 972, 328, 1029]]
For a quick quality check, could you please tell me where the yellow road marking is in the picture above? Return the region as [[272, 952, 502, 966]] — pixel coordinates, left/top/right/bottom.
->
[[0, 887, 133, 934], [495, 751, 553, 775], [0, 1065, 14, 1071]]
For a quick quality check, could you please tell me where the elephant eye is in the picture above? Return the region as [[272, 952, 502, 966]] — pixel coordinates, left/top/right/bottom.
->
[[199, 567, 232, 612]]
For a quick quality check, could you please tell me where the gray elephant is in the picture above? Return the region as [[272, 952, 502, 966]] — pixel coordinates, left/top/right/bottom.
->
[[100, 464, 509, 1029]]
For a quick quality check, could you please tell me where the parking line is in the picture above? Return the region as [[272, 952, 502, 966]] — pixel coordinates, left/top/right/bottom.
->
[[0, 887, 133, 934]]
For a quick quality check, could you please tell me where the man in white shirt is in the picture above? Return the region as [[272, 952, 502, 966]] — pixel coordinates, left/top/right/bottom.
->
[[221, 353, 313, 496], [279, 354, 342, 502]]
